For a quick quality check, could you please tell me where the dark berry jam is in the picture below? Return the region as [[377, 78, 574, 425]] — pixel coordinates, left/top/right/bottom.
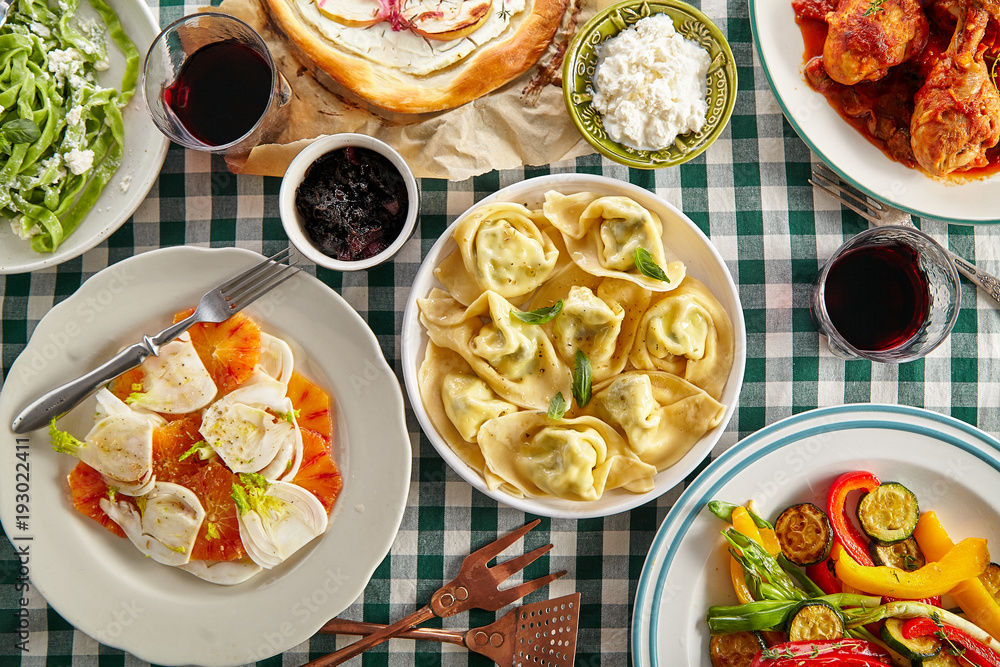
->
[[294, 146, 409, 262]]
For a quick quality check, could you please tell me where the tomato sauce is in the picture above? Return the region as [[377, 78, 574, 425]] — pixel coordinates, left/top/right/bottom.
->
[[793, 7, 1000, 179]]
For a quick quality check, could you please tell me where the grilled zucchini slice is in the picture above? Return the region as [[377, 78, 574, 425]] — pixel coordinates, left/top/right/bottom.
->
[[870, 536, 926, 571], [856, 482, 919, 543], [774, 502, 834, 566], [785, 599, 845, 641], [709, 631, 766, 667], [880, 617, 940, 661]]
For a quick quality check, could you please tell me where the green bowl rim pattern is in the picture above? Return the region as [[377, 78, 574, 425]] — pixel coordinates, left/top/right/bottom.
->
[[562, 0, 738, 169]]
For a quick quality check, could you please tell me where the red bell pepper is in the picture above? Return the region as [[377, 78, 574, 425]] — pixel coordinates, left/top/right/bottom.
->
[[751, 639, 892, 667], [827, 471, 879, 567], [902, 617, 1000, 667], [881, 595, 942, 607], [806, 555, 842, 595]]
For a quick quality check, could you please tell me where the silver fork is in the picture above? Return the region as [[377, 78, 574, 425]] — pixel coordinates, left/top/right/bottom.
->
[[11, 248, 300, 434], [809, 163, 1000, 308]]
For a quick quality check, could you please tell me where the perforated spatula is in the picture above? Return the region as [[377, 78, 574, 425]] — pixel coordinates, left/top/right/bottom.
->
[[319, 593, 581, 667]]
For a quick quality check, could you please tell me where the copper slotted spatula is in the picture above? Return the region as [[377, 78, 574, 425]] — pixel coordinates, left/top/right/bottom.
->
[[320, 592, 581, 667], [305, 519, 566, 667]]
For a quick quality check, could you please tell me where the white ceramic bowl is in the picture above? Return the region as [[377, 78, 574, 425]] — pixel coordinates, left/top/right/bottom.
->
[[279, 133, 419, 270], [401, 173, 747, 519]]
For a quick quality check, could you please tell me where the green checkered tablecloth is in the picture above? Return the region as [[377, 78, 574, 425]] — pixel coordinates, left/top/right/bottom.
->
[[5, 0, 1000, 664]]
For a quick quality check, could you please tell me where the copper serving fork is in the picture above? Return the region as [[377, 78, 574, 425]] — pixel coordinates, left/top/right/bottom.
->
[[305, 519, 566, 667], [320, 593, 581, 667], [11, 248, 300, 433]]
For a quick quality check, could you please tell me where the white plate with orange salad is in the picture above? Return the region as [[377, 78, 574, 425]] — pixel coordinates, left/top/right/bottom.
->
[[631, 404, 1000, 667], [0, 246, 411, 666]]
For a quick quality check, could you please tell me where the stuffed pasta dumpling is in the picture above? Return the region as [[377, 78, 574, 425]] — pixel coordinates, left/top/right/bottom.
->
[[477, 413, 657, 501], [589, 371, 726, 470], [417, 342, 519, 479], [542, 192, 685, 291], [418, 288, 572, 410], [630, 277, 735, 400], [546, 279, 650, 381], [434, 202, 559, 305]]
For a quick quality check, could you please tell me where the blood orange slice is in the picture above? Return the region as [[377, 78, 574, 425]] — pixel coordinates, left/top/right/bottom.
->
[[286, 372, 334, 441], [152, 413, 206, 484], [292, 427, 343, 512], [67, 462, 131, 538], [185, 461, 245, 562], [108, 366, 145, 403], [174, 308, 261, 394]]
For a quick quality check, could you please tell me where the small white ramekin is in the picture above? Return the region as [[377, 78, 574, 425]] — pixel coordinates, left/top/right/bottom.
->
[[279, 133, 418, 271]]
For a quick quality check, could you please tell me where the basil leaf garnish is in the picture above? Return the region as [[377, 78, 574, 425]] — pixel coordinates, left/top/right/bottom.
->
[[547, 392, 567, 420], [572, 350, 592, 407], [512, 300, 563, 325], [634, 247, 670, 283], [2, 118, 41, 144]]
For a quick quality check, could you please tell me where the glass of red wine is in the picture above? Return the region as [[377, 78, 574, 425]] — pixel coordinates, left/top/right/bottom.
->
[[142, 12, 290, 166], [810, 225, 961, 363]]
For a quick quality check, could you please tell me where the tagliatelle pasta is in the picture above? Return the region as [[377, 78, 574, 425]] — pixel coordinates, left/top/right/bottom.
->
[[0, 0, 137, 253], [416, 189, 735, 502]]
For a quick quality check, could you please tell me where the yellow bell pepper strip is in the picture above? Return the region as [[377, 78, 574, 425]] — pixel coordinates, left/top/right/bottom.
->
[[746, 499, 784, 557], [730, 506, 773, 602], [828, 471, 880, 567], [913, 510, 1000, 641], [832, 538, 989, 599], [731, 557, 756, 604]]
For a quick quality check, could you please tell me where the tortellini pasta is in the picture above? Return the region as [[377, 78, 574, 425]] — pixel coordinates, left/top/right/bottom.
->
[[418, 288, 572, 410], [433, 202, 560, 306], [441, 374, 518, 441], [536, 271, 650, 381], [417, 189, 737, 504], [630, 277, 736, 400], [543, 192, 686, 291], [588, 371, 726, 470], [476, 413, 656, 501]]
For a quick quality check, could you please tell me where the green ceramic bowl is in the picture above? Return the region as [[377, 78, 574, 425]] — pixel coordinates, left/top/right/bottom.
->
[[563, 0, 738, 169]]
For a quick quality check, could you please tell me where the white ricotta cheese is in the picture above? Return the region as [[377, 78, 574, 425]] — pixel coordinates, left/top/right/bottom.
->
[[64, 148, 95, 175], [10, 220, 42, 241], [66, 106, 83, 125], [591, 13, 711, 152]]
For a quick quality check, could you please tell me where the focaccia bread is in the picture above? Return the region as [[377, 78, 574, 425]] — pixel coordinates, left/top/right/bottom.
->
[[263, 0, 570, 113]]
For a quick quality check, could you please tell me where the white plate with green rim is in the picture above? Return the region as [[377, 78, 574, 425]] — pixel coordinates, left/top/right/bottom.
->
[[0, 0, 169, 273], [0, 246, 411, 666], [631, 403, 1000, 666], [750, 1, 1000, 224]]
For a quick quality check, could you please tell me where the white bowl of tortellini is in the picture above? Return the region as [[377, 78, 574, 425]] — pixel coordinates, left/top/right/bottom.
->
[[401, 174, 746, 518]]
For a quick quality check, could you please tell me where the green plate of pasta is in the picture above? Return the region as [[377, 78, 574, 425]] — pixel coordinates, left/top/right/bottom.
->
[[0, 0, 168, 273]]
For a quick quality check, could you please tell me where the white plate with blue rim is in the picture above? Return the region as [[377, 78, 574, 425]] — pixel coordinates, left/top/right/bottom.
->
[[631, 403, 1000, 666], [0, 246, 411, 666], [749, 1, 1000, 224]]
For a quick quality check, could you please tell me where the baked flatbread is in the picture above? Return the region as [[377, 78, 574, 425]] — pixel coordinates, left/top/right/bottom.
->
[[263, 0, 569, 113]]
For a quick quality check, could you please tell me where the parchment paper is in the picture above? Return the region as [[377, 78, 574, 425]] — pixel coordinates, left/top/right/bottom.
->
[[216, 0, 602, 179]]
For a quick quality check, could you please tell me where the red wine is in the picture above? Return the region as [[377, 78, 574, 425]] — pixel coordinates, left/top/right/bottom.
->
[[163, 41, 272, 147], [823, 242, 930, 352]]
